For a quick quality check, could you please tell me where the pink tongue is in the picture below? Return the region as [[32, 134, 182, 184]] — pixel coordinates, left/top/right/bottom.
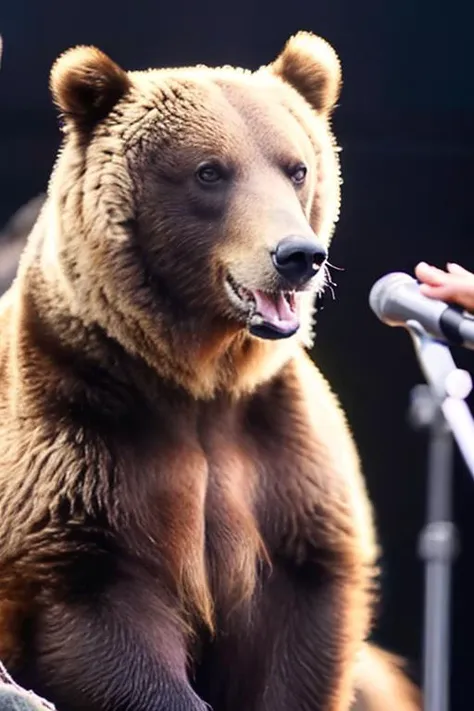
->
[[252, 290, 299, 332]]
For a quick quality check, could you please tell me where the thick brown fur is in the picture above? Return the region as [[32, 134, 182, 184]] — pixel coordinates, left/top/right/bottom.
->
[[0, 32, 420, 711], [353, 645, 421, 711]]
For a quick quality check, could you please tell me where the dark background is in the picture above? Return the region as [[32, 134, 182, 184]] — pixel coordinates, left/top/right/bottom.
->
[[1, 2, 473, 708]]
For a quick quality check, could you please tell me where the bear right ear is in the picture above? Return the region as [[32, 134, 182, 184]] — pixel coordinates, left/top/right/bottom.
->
[[50, 46, 131, 129], [269, 32, 342, 116]]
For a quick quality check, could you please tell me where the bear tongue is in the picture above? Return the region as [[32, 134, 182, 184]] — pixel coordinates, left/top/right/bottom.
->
[[252, 290, 299, 331]]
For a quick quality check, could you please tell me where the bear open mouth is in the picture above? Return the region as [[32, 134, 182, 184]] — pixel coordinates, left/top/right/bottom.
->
[[224, 274, 300, 340]]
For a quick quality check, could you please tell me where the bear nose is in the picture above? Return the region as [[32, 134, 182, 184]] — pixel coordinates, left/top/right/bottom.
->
[[272, 237, 327, 287]]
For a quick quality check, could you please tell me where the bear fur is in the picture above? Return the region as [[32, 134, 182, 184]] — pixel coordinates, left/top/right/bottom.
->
[[0, 32, 420, 711]]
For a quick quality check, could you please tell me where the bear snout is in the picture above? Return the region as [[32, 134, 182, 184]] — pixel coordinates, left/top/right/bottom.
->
[[271, 236, 327, 288]]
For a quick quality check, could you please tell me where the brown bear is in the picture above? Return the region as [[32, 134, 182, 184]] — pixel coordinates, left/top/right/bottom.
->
[[0, 32, 420, 711]]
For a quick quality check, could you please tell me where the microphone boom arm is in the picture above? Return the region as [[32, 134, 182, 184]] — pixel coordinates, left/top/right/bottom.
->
[[407, 319, 474, 480]]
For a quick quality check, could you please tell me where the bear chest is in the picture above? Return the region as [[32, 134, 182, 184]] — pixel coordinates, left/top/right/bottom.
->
[[130, 393, 321, 614], [124, 401, 270, 618]]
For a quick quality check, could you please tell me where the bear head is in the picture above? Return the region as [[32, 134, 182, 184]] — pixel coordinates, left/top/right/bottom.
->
[[33, 32, 342, 398]]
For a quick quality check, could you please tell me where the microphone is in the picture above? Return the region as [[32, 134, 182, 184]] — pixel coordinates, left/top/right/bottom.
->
[[369, 272, 474, 351]]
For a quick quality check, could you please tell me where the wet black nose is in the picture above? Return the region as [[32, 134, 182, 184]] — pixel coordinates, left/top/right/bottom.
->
[[272, 236, 327, 287]]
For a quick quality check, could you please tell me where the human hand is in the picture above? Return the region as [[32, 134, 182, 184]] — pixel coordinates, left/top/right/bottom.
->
[[415, 262, 474, 314]]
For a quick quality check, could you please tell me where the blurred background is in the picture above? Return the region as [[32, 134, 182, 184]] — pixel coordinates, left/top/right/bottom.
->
[[0, 1, 473, 708]]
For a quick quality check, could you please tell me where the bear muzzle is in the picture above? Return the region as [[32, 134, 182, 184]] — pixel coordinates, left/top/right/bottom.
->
[[223, 236, 326, 340]]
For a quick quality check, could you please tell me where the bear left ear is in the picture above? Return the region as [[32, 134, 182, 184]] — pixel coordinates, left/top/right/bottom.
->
[[50, 46, 132, 129], [270, 32, 342, 115]]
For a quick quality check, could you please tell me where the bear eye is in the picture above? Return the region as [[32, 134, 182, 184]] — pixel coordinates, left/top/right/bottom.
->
[[288, 163, 307, 186], [195, 162, 226, 185]]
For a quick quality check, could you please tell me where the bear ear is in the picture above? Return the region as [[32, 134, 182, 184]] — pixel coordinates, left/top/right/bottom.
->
[[270, 32, 342, 115], [50, 46, 131, 129]]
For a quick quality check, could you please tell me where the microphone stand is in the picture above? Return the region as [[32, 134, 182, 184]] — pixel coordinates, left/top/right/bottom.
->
[[406, 320, 474, 711]]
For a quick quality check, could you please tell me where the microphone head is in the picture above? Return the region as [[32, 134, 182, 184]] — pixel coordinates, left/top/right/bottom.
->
[[369, 272, 415, 323]]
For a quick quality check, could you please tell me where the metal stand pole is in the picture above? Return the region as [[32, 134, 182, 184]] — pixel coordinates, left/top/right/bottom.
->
[[410, 387, 457, 711]]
